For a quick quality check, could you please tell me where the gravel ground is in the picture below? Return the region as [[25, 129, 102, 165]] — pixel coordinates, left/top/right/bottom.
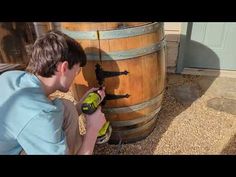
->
[[52, 73, 236, 155]]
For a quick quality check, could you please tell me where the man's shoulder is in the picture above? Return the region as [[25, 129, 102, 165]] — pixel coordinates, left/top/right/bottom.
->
[[13, 89, 64, 114], [0, 70, 54, 110], [0, 70, 35, 90], [0, 70, 26, 79], [0, 70, 64, 125]]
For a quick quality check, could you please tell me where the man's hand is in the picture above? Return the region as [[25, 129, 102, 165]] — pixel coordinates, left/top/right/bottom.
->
[[81, 86, 106, 103], [96, 86, 106, 103], [85, 106, 106, 132], [76, 87, 106, 114], [77, 106, 106, 155]]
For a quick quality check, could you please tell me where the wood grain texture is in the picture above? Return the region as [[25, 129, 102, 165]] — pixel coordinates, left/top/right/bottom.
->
[[62, 22, 166, 143]]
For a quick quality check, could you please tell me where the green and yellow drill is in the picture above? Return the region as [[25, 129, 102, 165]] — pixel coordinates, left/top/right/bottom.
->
[[81, 90, 112, 144]]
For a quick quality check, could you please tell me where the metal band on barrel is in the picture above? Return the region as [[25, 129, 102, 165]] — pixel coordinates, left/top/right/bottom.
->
[[103, 92, 164, 114], [60, 22, 163, 40], [110, 106, 161, 127], [111, 115, 157, 135], [86, 39, 166, 60]]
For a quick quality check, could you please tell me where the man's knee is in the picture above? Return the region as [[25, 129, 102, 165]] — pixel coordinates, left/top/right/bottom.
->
[[60, 98, 77, 115], [60, 98, 79, 129], [60, 98, 75, 108]]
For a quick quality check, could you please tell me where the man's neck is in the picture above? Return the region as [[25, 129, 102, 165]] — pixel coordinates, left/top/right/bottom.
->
[[36, 75, 58, 96]]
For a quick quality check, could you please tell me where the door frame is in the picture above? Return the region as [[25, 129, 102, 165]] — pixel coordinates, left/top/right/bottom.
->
[[176, 22, 192, 73]]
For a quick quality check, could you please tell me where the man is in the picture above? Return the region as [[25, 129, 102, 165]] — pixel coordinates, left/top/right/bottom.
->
[[0, 30, 106, 155]]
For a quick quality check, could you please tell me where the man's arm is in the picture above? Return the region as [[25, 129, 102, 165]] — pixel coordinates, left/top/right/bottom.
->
[[77, 107, 106, 155], [75, 87, 106, 115]]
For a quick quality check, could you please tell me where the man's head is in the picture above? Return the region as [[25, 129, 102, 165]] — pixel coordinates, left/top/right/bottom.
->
[[26, 30, 87, 92]]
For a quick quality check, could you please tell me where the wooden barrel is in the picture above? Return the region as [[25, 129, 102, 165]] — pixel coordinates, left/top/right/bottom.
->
[[33, 22, 53, 38], [58, 22, 166, 144]]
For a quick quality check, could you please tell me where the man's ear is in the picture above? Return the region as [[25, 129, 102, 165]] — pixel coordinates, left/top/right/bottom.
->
[[57, 61, 69, 75]]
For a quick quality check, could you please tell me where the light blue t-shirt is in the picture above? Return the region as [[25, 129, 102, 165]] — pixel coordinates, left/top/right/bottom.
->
[[0, 71, 67, 155]]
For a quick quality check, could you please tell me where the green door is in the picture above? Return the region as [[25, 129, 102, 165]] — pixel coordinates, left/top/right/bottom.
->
[[179, 22, 236, 71]]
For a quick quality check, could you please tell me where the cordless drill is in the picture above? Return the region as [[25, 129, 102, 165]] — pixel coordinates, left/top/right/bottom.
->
[[81, 89, 112, 144]]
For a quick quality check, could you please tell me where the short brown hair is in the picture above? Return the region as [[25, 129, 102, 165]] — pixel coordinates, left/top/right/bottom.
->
[[26, 30, 86, 77]]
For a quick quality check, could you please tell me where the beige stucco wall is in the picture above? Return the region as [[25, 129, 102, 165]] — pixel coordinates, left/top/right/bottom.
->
[[164, 22, 181, 72]]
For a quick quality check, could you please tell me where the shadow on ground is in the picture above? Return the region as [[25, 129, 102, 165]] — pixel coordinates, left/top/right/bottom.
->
[[94, 32, 221, 155], [221, 134, 236, 154]]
